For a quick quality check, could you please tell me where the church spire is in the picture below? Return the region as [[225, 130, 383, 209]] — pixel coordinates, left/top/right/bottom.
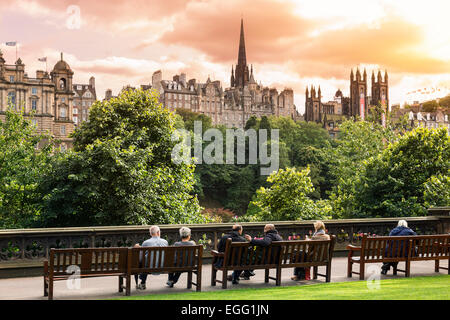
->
[[238, 18, 247, 67]]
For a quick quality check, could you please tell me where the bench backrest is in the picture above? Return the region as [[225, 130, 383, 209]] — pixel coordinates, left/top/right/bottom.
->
[[222, 236, 335, 268], [129, 245, 203, 274], [222, 240, 279, 268], [360, 234, 450, 262], [48, 247, 128, 276], [276, 236, 336, 267], [408, 235, 450, 260]]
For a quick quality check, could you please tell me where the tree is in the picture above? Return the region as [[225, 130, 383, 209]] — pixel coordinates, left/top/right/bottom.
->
[[423, 174, 450, 208], [353, 127, 449, 217], [422, 100, 439, 112], [39, 89, 208, 227], [246, 167, 331, 221], [0, 107, 54, 228]]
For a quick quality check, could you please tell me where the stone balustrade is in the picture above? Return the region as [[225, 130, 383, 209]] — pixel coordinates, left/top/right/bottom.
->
[[1, 214, 449, 265]]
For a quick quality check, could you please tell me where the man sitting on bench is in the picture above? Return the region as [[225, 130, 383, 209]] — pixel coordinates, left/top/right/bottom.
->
[[216, 224, 254, 284], [134, 225, 168, 290], [381, 220, 416, 275]]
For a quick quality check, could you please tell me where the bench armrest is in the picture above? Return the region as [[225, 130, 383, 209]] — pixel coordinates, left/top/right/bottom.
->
[[211, 250, 224, 257], [43, 260, 49, 276], [346, 244, 361, 251]]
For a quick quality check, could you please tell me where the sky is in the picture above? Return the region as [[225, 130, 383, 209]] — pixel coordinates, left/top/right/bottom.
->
[[0, 0, 449, 113]]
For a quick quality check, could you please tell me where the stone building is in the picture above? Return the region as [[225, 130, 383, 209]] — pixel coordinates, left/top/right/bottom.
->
[[0, 51, 78, 149], [104, 19, 298, 128], [223, 19, 297, 128], [73, 76, 96, 126], [305, 68, 389, 137], [391, 104, 450, 133]]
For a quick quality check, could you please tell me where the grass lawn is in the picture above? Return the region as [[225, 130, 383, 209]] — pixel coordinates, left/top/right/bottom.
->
[[117, 275, 450, 300]]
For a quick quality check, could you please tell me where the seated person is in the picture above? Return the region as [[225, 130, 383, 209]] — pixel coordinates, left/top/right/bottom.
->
[[166, 227, 196, 288], [291, 220, 330, 281], [216, 224, 253, 284], [134, 225, 168, 290], [381, 220, 416, 275], [237, 224, 282, 284]]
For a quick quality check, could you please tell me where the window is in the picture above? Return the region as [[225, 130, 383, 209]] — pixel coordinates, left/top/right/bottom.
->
[[77, 85, 82, 90], [73, 116, 78, 124], [31, 100, 37, 111], [32, 87, 37, 95], [60, 144, 67, 152], [73, 108, 78, 115], [32, 119, 38, 127], [59, 78, 66, 89], [9, 76, 14, 82], [60, 125, 66, 135], [8, 92, 16, 107], [61, 97, 65, 103], [60, 107, 67, 118]]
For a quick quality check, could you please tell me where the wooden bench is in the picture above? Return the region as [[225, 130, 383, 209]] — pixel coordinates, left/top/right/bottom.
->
[[44, 247, 128, 300], [347, 234, 450, 280], [125, 245, 203, 295], [211, 236, 336, 289]]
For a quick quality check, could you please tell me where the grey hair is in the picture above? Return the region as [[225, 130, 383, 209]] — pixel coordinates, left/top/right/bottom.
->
[[265, 224, 275, 231], [179, 227, 191, 239], [397, 220, 408, 228], [149, 225, 160, 236]]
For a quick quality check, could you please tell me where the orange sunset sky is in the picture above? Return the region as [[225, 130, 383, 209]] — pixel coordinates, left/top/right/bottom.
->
[[1, 0, 449, 113]]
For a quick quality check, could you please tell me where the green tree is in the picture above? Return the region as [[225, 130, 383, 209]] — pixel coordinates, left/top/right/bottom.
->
[[0, 107, 54, 228], [422, 100, 439, 112], [354, 127, 449, 217], [247, 167, 331, 221], [39, 89, 208, 227], [423, 174, 450, 208]]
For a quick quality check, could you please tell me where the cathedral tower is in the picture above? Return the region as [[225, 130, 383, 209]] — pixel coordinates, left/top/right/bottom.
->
[[371, 70, 389, 109], [350, 67, 368, 120]]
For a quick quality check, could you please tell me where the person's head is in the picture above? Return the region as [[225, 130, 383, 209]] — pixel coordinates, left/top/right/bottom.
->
[[397, 220, 408, 228], [179, 227, 191, 241], [232, 224, 243, 235], [314, 220, 326, 232], [264, 224, 275, 233], [149, 225, 160, 237]]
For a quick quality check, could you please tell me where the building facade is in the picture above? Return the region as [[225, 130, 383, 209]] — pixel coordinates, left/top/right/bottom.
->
[[305, 68, 389, 137], [0, 51, 78, 149], [105, 19, 298, 128], [73, 76, 97, 126]]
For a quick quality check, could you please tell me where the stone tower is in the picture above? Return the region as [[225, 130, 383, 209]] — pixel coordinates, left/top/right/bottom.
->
[[350, 67, 368, 120], [305, 85, 322, 122], [371, 70, 389, 109]]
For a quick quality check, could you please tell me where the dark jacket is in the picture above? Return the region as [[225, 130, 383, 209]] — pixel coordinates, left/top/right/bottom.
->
[[215, 230, 247, 268], [250, 229, 282, 264], [386, 226, 417, 257], [389, 226, 417, 237], [250, 229, 282, 247], [217, 230, 246, 253]]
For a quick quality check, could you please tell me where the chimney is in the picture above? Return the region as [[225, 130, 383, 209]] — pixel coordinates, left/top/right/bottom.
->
[[36, 70, 45, 79], [180, 73, 187, 87], [89, 76, 95, 88], [105, 89, 112, 100]]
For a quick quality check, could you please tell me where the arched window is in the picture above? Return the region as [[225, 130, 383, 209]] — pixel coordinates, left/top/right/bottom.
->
[[59, 78, 66, 89], [60, 106, 67, 118]]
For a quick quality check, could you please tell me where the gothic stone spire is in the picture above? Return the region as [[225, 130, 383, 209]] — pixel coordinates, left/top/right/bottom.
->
[[238, 18, 247, 66]]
